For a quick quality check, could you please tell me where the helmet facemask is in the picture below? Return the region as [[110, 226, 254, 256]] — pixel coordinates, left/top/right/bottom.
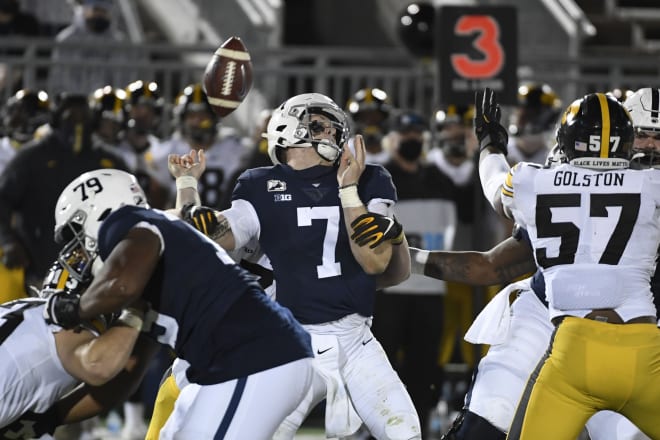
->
[[55, 209, 105, 282], [267, 93, 350, 165], [630, 127, 660, 169]]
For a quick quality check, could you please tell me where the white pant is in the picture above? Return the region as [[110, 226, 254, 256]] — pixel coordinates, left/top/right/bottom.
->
[[159, 358, 313, 440], [467, 289, 650, 439], [274, 314, 421, 440]]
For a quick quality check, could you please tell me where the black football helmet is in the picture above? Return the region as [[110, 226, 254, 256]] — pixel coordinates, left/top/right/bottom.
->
[[173, 83, 217, 145], [509, 83, 561, 136], [125, 80, 163, 112], [2, 89, 51, 143], [556, 93, 634, 169]]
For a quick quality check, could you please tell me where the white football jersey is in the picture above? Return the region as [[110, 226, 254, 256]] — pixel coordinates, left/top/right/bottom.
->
[[502, 163, 660, 320], [0, 300, 79, 427]]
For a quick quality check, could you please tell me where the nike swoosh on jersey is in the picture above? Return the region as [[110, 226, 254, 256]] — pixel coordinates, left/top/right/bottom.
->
[[361, 337, 373, 346], [317, 347, 333, 355]]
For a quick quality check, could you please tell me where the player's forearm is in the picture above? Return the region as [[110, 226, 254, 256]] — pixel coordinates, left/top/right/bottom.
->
[[74, 325, 141, 386], [210, 213, 236, 250], [410, 248, 512, 285], [479, 149, 509, 216], [58, 336, 159, 424], [175, 186, 201, 210], [376, 235, 410, 289], [343, 205, 392, 274]]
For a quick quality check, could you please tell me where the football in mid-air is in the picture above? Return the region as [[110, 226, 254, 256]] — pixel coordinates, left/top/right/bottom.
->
[[203, 36, 253, 117]]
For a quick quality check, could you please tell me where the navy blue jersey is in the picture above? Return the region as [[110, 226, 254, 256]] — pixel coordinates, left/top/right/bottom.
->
[[97, 206, 312, 385], [232, 163, 397, 324]]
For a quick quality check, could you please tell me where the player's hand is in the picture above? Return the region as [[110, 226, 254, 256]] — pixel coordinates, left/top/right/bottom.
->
[[337, 135, 366, 188], [181, 204, 222, 239], [168, 149, 206, 179], [350, 212, 404, 249], [474, 88, 508, 155], [0, 407, 60, 439], [42, 289, 82, 329], [1, 241, 30, 269]]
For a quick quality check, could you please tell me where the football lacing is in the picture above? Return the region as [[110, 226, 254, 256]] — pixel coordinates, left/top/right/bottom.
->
[[221, 61, 236, 96]]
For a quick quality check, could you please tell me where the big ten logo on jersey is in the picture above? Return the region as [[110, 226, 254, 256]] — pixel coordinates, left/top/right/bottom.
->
[[274, 193, 292, 202], [198, 167, 225, 208], [406, 232, 444, 250], [267, 179, 290, 202]]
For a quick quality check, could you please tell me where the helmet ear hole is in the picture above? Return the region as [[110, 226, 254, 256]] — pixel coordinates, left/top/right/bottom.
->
[[97, 208, 113, 224]]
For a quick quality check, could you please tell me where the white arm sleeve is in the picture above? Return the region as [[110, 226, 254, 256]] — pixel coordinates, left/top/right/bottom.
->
[[479, 153, 510, 211], [220, 199, 260, 250], [366, 198, 396, 216]]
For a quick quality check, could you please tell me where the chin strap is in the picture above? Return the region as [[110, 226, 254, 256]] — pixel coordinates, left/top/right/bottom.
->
[[313, 139, 341, 162]]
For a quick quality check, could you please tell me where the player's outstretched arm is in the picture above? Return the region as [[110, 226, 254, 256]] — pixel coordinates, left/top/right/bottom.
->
[[55, 307, 145, 386], [475, 88, 511, 217], [78, 228, 161, 320], [1, 336, 161, 437], [410, 236, 535, 285], [349, 212, 410, 287], [337, 135, 393, 274], [376, 233, 410, 289], [168, 149, 206, 209]]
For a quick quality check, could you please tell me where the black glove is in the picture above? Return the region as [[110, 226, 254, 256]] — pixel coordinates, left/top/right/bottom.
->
[[474, 87, 509, 155], [0, 407, 60, 439], [181, 204, 222, 239], [350, 213, 404, 249], [42, 289, 82, 329]]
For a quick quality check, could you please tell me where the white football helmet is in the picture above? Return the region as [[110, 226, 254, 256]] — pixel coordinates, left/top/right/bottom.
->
[[624, 88, 660, 168], [54, 169, 148, 280], [624, 88, 660, 131], [266, 93, 350, 165], [544, 143, 566, 168]]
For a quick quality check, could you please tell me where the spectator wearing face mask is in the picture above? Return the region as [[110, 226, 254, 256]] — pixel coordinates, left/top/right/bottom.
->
[[48, 0, 138, 95]]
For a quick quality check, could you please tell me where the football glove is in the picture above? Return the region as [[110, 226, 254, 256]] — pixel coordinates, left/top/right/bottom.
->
[[181, 204, 222, 239], [474, 87, 508, 155], [0, 407, 60, 439], [350, 213, 404, 249], [42, 289, 81, 329]]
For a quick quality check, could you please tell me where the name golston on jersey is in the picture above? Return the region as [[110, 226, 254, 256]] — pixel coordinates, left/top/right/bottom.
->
[[502, 163, 660, 321], [230, 163, 397, 324]]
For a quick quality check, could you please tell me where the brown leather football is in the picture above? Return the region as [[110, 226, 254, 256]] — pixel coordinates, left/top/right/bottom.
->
[[203, 36, 253, 117]]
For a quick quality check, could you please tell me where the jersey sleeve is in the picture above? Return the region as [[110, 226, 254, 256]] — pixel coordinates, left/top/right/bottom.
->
[[501, 163, 524, 218], [97, 206, 146, 260], [231, 168, 255, 203], [360, 164, 397, 206]]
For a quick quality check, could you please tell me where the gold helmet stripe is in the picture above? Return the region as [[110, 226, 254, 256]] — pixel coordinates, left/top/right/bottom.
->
[[56, 267, 70, 290], [596, 93, 610, 158]]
